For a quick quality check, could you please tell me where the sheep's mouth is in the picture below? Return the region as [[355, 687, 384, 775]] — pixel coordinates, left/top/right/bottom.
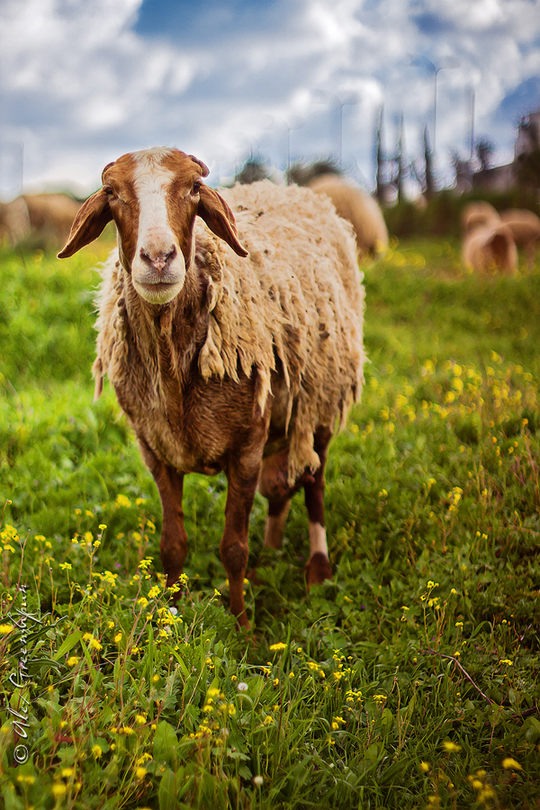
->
[[134, 279, 183, 304], [139, 281, 178, 293]]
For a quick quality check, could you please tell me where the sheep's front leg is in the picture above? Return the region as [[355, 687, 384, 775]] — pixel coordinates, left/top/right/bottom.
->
[[222, 458, 262, 628], [139, 439, 187, 589]]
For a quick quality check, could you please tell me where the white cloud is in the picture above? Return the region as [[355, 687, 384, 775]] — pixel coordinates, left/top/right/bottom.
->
[[1, 0, 538, 198]]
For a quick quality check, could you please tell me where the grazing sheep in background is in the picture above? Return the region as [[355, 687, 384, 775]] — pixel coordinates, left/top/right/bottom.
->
[[462, 221, 518, 275], [461, 200, 499, 234], [58, 147, 365, 628], [0, 193, 81, 249], [499, 209, 540, 266], [0, 197, 30, 246], [307, 173, 389, 258]]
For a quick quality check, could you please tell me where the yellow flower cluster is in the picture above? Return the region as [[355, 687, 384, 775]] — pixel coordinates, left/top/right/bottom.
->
[[0, 524, 19, 554], [82, 632, 102, 652], [190, 686, 236, 742], [467, 769, 496, 804]]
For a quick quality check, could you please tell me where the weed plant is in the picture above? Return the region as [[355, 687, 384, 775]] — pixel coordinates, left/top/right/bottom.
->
[[0, 238, 538, 808]]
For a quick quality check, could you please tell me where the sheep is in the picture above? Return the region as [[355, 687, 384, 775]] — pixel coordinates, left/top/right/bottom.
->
[[58, 147, 365, 628], [461, 200, 499, 234], [461, 221, 518, 275], [499, 209, 540, 267], [307, 173, 389, 258], [0, 193, 81, 249]]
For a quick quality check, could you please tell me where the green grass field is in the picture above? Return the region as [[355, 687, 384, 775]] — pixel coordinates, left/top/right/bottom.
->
[[0, 237, 539, 809]]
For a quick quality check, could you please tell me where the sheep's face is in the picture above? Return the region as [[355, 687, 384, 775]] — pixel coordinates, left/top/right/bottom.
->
[[58, 148, 248, 304], [103, 150, 205, 304]]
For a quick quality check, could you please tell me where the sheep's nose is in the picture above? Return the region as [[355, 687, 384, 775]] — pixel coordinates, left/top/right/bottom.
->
[[139, 245, 177, 272]]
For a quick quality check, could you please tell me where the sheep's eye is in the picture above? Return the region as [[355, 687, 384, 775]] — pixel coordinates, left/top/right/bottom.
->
[[103, 185, 115, 196], [192, 181, 201, 195]]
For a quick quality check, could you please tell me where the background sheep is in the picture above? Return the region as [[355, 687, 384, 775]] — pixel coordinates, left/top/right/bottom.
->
[[499, 208, 540, 266], [0, 193, 81, 249], [461, 200, 499, 234], [307, 173, 389, 258], [462, 221, 518, 275], [58, 147, 365, 628]]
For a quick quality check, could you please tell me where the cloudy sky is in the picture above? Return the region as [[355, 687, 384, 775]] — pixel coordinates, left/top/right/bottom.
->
[[1, 0, 539, 199]]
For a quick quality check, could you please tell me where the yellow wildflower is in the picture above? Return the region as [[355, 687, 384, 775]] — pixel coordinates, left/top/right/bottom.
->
[[16, 775, 36, 785], [502, 757, 522, 771], [0, 624, 14, 635], [269, 642, 287, 652], [442, 740, 461, 753], [82, 633, 102, 651]]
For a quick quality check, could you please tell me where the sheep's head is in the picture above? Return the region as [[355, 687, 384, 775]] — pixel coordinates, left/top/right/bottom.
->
[[58, 147, 248, 304]]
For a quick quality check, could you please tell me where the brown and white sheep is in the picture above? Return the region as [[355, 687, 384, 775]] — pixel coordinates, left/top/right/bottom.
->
[[307, 173, 389, 258], [58, 147, 365, 628], [0, 193, 81, 248]]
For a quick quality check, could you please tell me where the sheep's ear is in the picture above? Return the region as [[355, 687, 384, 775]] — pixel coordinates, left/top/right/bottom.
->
[[197, 185, 248, 257], [58, 189, 112, 258]]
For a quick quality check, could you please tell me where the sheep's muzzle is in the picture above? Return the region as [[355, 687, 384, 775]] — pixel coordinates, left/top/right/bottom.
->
[[131, 242, 186, 304]]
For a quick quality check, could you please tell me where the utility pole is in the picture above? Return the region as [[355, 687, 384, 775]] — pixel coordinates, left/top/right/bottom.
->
[[396, 113, 405, 203], [468, 86, 476, 161], [374, 105, 385, 202]]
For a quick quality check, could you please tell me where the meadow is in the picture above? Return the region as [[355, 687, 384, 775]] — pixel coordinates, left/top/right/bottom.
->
[[0, 235, 538, 809]]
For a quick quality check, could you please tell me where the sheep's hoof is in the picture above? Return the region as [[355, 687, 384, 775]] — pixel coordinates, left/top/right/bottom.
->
[[305, 552, 332, 588]]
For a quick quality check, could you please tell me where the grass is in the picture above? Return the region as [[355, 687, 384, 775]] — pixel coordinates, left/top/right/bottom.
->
[[0, 236, 538, 809]]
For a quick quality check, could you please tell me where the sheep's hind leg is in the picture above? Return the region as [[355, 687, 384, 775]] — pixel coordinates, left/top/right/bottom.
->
[[264, 498, 291, 549], [259, 449, 293, 550], [304, 427, 333, 587], [139, 440, 187, 593]]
